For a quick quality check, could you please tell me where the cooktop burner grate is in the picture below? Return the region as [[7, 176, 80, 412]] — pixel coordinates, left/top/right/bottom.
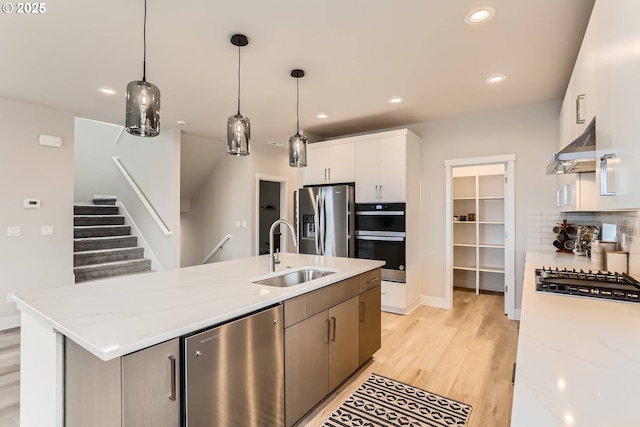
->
[[535, 267, 640, 303]]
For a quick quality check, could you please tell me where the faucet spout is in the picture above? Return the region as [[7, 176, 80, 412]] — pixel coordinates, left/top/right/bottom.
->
[[269, 219, 298, 273]]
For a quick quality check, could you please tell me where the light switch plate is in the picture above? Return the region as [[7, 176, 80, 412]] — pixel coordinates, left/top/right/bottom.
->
[[41, 225, 54, 236], [7, 226, 21, 237], [241, 221, 247, 228], [234, 221, 241, 228]]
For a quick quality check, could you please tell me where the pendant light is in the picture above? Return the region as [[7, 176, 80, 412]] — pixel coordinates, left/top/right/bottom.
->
[[289, 69, 307, 168], [227, 34, 250, 156], [125, 0, 161, 137]]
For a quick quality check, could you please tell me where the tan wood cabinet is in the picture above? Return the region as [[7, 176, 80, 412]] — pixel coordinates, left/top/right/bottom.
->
[[65, 338, 180, 427]]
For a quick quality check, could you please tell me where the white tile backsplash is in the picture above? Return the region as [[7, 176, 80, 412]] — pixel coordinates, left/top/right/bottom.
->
[[527, 209, 640, 274]]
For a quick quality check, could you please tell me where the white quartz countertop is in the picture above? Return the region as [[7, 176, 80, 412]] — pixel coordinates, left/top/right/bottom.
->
[[12, 253, 384, 361], [511, 250, 640, 427]]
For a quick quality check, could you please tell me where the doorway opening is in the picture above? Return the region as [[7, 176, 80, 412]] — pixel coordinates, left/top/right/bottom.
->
[[255, 174, 289, 256], [445, 155, 516, 319]]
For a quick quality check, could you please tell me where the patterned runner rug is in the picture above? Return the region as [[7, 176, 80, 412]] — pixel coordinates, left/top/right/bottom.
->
[[323, 373, 472, 427]]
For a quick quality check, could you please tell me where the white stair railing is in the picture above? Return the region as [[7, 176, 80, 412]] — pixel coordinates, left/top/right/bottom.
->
[[202, 234, 232, 264], [112, 156, 172, 236]]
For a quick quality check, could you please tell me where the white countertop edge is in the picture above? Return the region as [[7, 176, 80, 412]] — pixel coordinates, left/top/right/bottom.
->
[[12, 256, 385, 361]]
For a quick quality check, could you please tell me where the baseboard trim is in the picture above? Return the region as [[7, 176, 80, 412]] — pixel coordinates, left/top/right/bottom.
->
[[0, 315, 20, 331], [420, 295, 452, 310]]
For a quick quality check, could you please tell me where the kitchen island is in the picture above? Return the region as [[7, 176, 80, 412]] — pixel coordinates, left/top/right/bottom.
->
[[511, 250, 640, 427], [12, 253, 384, 427]]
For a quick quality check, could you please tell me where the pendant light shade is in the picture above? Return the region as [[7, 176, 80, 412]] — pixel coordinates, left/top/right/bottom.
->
[[125, 0, 161, 137], [289, 69, 307, 168], [227, 34, 250, 156]]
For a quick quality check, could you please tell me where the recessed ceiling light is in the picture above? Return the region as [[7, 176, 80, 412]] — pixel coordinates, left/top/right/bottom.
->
[[268, 141, 284, 147], [177, 120, 187, 127], [465, 7, 496, 24], [98, 87, 117, 96], [486, 74, 506, 84], [387, 96, 403, 104], [316, 113, 328, 119]]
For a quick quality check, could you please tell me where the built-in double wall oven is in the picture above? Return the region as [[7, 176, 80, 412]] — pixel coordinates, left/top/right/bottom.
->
[[355, 203, 406, 283]]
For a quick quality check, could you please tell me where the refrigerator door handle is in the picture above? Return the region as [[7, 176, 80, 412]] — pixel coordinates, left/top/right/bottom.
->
[[314, 193, 320, 254], [318, 191, 326, 255]]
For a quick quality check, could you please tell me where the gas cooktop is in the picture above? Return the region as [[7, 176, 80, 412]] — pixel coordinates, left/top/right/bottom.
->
[[535, 267, 640, 303]]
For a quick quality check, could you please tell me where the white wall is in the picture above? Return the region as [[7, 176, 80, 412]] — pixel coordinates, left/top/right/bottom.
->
[[116, 128, 182, 270], [73, 119, 121, 202], [181, 141, 298, 267], [0, 97, 74, 328], [408, 100, 561, 308]]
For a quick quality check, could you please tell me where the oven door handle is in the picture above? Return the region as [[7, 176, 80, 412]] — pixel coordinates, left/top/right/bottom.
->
[[355, 235, 405, 242], [355, 211, 405, 216]]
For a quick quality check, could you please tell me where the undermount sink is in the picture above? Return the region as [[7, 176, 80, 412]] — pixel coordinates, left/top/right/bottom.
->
[[253, 268, 336, 287]]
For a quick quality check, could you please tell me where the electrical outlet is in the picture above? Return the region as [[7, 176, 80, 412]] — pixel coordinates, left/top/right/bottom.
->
[[7, 226, 21, 237], [234, 221, 241, 228], [41, 225, 54, 236]]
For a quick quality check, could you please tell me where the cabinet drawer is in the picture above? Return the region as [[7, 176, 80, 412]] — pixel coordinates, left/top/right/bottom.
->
[[284, 277, 358, 328], [359, 268, 382, 293], [381, 280, 406, 309]]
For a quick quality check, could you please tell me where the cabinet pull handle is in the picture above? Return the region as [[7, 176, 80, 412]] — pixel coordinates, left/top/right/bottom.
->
[[600, 154, 616, 196], [379, 185, 383, 200], [366, 277, 379, 284], [328, 168, 331, 181], [374, 185, 378, 200], [556, 190, 562, 208], [576, 94, 585, 124], [359, 301, 365, 322], [325, 318, 331, 343], [511, 362, 517, 386], [330, 317, 336, 341], [169, 355, 177, 401], [324, 168, 327, 181], [563, 184, 570, 206]]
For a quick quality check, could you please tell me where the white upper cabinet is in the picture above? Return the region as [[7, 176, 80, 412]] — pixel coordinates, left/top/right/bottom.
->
[[302, 141, 355, 186], [558, 0, 640, 210], [592, 0, 640, 210], [355, 134, 406, 203]]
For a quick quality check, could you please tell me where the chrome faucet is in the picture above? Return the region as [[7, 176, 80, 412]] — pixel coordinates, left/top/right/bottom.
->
[[269, 219, 298, 273]]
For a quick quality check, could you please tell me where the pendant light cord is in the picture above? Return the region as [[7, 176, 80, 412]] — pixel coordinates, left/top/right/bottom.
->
[[296, 77, 300, 134], [142, 0, 147, 82], [237, 44, 241, 114]]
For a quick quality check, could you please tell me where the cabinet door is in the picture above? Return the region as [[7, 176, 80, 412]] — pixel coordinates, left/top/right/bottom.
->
[[359, 286, 381, 365], [122, 338, 180, 427], [355, 139, 380, 203], [285, 311, 329, 427], [303, 144, 331, 186], [558, 175, 576, 212], [328, 296, 359, 390], [328, 142, 355, 183], [608, 0, 640, 209], [378, 136, 407, 202]]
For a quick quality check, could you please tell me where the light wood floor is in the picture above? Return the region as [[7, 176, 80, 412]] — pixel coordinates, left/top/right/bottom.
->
[[0, 291, 517, 427], [0, 328, 20, 427], [300, 290, 519, 427]]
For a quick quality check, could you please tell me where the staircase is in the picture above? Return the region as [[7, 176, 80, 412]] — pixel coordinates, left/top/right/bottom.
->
[[73, 197, 152, 283]]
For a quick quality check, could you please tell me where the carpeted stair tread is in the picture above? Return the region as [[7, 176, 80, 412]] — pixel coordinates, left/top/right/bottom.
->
[[92, 195, 117, 206], [74, 215, 125, 226], [74, 204, 119, 216], [74, 235, 138, 252], [74, 225, 131, 238], [74, 247, 145, 267], [74, 259, 152, 283]]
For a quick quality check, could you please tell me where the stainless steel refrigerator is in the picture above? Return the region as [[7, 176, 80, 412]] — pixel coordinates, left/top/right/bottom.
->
[[297, 185, 355, 257]]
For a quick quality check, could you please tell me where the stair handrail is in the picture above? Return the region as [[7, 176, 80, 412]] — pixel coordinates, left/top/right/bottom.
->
[[202, 234, 232, 264], [112, 156, 172, 236]]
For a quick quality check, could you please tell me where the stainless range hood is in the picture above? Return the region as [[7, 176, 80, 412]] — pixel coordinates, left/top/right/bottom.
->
[[546, 117, 596, 175]]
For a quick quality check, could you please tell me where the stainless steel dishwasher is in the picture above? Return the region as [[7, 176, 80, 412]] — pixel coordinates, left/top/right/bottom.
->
[[183, 305, 284, 426]]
